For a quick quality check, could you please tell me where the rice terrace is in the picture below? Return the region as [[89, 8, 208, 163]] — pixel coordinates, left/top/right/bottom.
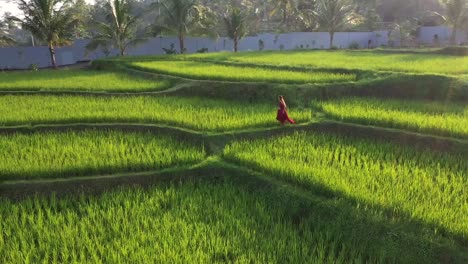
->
[[1, 0, 468, 263]]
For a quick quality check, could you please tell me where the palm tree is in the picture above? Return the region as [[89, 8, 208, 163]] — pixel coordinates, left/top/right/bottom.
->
[[437, 0, 468, 45], [269, 0, 298, 29], [0, 19, 16, 47], [313, 0, 355, 48], [12, 0, 78, 68], [86, 0, 142, 56], [151, 0, 214, 54], [0, 34, 16, 47], [223, 8, 246, 52]]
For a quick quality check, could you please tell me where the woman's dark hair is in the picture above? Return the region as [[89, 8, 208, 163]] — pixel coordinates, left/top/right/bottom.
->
[[278, 95, 283, 100]]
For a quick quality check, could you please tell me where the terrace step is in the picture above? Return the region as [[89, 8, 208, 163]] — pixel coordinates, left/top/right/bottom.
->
[[0, 121, 465, 154]]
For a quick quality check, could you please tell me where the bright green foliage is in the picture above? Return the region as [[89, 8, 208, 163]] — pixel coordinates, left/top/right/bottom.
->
[[0, 130, 205, 181], [223, 8, 246, 52], [185, 50, 468, 74], [130, 61, 356, 83], [11, 0, 79, 67], [86, 0, 141, 56], [0, 70, 171, 92], [0, 95, 312, 131], [0, 179, 458, 263], [224, 132, 468, 237], [312, 97, 468, 138]]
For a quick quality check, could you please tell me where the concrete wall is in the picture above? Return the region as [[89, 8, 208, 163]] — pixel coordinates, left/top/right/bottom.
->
[[417, 26, 467, 45], [0, 26, 464, 69]]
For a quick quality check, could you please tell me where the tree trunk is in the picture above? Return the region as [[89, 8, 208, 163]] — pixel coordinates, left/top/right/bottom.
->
[[400, 27, 404, 47], [48, 44, 57, 68], [451, 25, 457, 46], [179, 31, 185, 54], [283, 9, 287, 26], [119, 38, 125, 56], [234, 37, 238, 52], [329, 32, 334, 49]]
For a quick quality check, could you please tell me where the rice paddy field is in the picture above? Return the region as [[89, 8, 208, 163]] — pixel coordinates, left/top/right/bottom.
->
[[312, 97, 468, 138], [1, 49, 467, 263], [223, 131, 468, 237], [2, 176, 463, 263], [184, 50, 468, 75], [0, 95, 312, 131], [0, 70, 172, 92], [0, 130, 205, 181], [130, 60, 357, 83]]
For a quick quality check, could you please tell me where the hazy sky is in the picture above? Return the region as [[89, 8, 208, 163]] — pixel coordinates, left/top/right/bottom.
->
[[0, 0, 96, 17]]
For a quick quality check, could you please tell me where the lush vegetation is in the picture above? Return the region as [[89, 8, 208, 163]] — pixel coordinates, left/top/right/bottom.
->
[[0, 70, 172, 92], [1, 177, 464, 263], [0, 130, 205, 181], [185, 50, 468, 75], [312, 97, 468, 138], [130, 60, 357, 83], [224, 131, 468, 237], [0, 49, 466, 262], [0, 95, 311, 131]]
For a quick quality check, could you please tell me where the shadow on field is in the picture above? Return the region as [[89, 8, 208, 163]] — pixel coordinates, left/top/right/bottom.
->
[[1, 160, 466, 263], [226, 164, 468, 264]]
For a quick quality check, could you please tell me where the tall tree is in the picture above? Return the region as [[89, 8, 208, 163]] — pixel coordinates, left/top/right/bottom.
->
[[86, 0, 142, 56], [437, 0, 468, 44], [11, 0, 79, 68], [313, 0, 356, 48], [2, 12, 18, 30], [270, 0, 298, 29], [151, 0, 215, 53], [69, 0, 92, 39], [0, 13, 17, 47], [0, 20, 16, 47], [223, 7, 246, 52], [0, 35, 15, 47]]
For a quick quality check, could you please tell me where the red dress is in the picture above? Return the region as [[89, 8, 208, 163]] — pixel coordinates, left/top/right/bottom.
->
[[276, 101, 295, 124]]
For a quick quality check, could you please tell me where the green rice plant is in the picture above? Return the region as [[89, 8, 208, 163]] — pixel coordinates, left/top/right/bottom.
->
[[184, 50, 468, 75], [0, 130, 205, 181], [312, 97, 468, 138], [0, 95, 312, 131], [0, 178, 462, 263], [223, 131, 468, 237], [130, 60, 356, 84], [0, 70, 172, 92]]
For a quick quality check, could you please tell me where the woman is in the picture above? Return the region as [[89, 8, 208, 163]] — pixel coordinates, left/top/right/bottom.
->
[[276, 95, 295, 125]]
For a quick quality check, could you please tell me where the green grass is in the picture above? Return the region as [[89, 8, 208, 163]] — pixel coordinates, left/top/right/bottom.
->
[[0, 70, 172, 92], [130, 60, 357, 84], [184, 50, 468, 75], [1, 50, 466, 263], [224, 131, 468, 237], [0, 130, 205, 181], [312, 97, 468, 138], [0, 95, 312, 131], [1, 176, 464, 263]]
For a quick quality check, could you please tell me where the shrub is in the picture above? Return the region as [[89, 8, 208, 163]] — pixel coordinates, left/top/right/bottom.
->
[[29, 64, 39, 71], [196, 48, 209, 53], [163, 43, 178, 54], [258, 39, 265, 51], [348, 41, 360, 49]]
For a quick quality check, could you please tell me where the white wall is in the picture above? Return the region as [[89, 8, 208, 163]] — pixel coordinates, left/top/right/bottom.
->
[[418, 26, 467, 45], [0, 26, 464, 70]]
